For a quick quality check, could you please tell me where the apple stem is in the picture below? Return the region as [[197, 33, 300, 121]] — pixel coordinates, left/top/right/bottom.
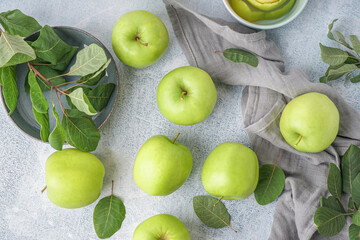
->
[[111, 180, 114, 196], [180, 91, 187, 100], [172, 133, 180, 144], [135, 36, 148, 47], [295, 135, 303, 146], [228, 225, 238, 233], [214, 196, 224, 207], [215, 51, 223, 54], [41, 185, 47, 194]]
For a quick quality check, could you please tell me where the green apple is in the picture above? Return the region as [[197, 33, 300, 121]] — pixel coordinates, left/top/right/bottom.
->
[[45, 148, 105, 208], [279, 92, 340, 153], [111, 10, 169, 68], [132, 214, 191, 240], [229, 0, 295, 23], [247, 0, 288, 11], [157, 66, 217, 125], [201, 142, 259, 200], [133, 134, 192, 196]]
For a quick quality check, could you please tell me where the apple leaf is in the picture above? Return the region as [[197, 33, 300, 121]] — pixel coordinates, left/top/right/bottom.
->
[[61, 109, 100, 152], [0, 9, 41, 37], [32, 106, 50, 142], [349, 197, 359, 213], [351, 74, 360, 83], [66, 44, 107, 77], [327, 163, 342, 200], [193, 196, 236, 232], [320, 196, 345, 213], [335, 31, 353, 49], [0, 68, 3, 85], [319, 43, 349, 66], [28, 70, 49, 114], [1, 66, 18, 114], [327, 64, 358, 79], [93, 181, 126, 239], [48, 107, 65, 151], [76, 59, 111, 86], [314, 207, 346, 237], [254, 164, 285, 205], [352, 174, 360, 206], [219, 48, 258, 67], [31, 25, 78, 71], [350, 35, 360, 55], [353, 211, 360, 226], [341, 145, 360, 194], [68, 88, 97, 116], [350, 224, 360, 240], [0, 31, 36, 68], [327, 19, 338, 41]]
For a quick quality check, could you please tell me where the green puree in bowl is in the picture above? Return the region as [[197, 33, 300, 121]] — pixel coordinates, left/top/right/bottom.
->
[[229, 0, 296, 22]]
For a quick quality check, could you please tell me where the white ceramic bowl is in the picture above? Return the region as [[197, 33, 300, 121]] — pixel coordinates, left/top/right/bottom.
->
[[222, 0, 308, 30]]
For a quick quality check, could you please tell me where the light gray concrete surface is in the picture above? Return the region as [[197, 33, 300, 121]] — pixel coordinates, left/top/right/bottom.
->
[[0, 1, 359, 240]]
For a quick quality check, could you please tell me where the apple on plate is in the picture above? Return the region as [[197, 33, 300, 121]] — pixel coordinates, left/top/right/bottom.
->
[[132, 214, 191, 240], [112, 10, 169, 68], [201, 142, 259, 200], [45, 148, 105, 209], [279, 92, 340, 153], [157, 66, 217, 125], [133, 133, 193, 196]]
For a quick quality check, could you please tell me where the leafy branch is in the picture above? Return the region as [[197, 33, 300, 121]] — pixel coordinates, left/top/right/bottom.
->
[[0, 9, 115, 152], [319, 19, 360, 84], [314, 144, 360, 238]]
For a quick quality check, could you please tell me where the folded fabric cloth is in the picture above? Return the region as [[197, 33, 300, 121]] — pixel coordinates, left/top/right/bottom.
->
[[163, 1, 360, 239]]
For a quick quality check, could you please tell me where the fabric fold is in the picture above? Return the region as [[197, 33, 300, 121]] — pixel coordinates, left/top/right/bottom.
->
[[163, 0, 360, 239]]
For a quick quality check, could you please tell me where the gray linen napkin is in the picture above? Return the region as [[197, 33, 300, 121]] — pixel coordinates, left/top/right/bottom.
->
[[163, 0, 360, 239]]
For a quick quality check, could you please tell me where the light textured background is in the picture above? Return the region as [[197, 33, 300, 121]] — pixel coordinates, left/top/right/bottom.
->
[[0, 0, 360, 240]]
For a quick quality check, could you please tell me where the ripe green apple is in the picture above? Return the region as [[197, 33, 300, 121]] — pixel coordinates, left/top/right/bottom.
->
[[201, 142, 259, 200], [111, 10, 169, 68], [133, 134, 193, 196], [132, 214, 191, 240], [157, 66, 217, 125], [45, 148, 105, 209], [279, 92, 340, 153], [247, 0, 287, 11], [229, 0, 295, 22]]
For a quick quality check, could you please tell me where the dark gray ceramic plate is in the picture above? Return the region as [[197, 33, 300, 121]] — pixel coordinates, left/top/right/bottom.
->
[[1, 26, 119, 142]]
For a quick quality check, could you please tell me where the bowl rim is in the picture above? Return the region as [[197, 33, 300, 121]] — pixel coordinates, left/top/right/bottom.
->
[[0, 25, 120, 144], [222, 0, 309, 30]]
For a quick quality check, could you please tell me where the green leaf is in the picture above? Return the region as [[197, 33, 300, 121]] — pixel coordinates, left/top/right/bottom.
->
[[48, 107, 65, 151], [0, 68, 3, 85], [352, 174, 360, 205], [193, 196, 232, 229], [31, 25, 78, 71], [314, 207, 346, 237], [350, 35, 360, 56], [32, 65, 65, 91], [319, 75, 328, 83], [61, 109, 100, 152], [327, 64, 359, 78], [254, 164, 285, 205], [77, 59, 111, 86], [327, 163, 342, 200], [319, 43, 348, 66], [342, 144, 360, 194], [0, 31, 36, 67], [335, 31, 353, 49], [351, 74, 360, 83], [68, 88, 97, 116], [349, 197, 359, 213], [93, 194, 126, 239], [32, 106, 50, 142], [1, 66, 18, 114], [0, 9, 41, 37], [319, 196, 345, 213], [349, 224, 360, 240], [353, 211, 360, 226], [67, 44, 107, 76], [220, 48, 258, 67], [327, 19, 338, 41], [86, 83, 115, 112], [28, 70, 49, 113]]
